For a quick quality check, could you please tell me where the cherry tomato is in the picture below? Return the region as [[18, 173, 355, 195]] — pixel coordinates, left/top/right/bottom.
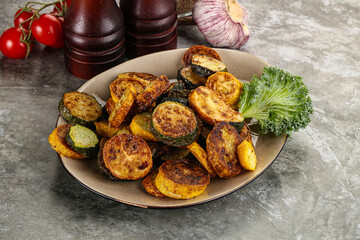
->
[[53, 0, 72, 14], [14, 9, 35, 30], [0, 27, 32, 59], [49, 17, 65, 49], [31, 14, 63, 47]]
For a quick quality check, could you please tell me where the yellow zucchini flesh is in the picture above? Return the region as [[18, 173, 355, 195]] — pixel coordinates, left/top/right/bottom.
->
[[186, 141, 217, 177], [206, 72, 243, 110], [102, 134, 153, 180], [129, 112, 158, 142], [154, 159, 210, 199], [206, 122, 242, 178], [188, 86, 244, 126], [48, 124, 86, 159]]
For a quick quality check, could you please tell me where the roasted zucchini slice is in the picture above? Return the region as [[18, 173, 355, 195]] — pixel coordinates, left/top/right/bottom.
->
[[239, 122, 252, 144], [177, 66, 207, 90], [151, 101, 199, 147], [188, 86, 244, 126], [129, 112, 158, 141], [109, 72, 156, 102], [206, 122, 242, 178], [158, 147, 192, 162], [105, 97, 115, 114], [142, 168, 167, 198], [94, 120, 120, 138], [154, 159, 210, 199], [146, 141, 159, 158], [157, 81, 190, 104], [237, 140, 257, 171], [129, 75, 171, 116], [117, 72, 157, 82], [97, 137, 117, 179], [102, 134, 153, 180], [48, 124, 86, 159], [157, 96, 188, 106], [206, 72, 243, 110], [191, 54, 227, 78], [108, 86, 136, 128], [58, 91, 102, 129], [186, 141, 217, 177], [182, 45, 222, 66], [65, 124, 99, 158], [115, 124, 133, 135]]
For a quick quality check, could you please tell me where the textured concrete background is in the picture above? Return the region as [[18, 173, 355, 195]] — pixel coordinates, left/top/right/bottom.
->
[[1, 0, 359, 239]]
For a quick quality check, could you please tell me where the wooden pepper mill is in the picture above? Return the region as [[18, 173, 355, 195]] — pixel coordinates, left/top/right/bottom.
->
[[120, 0, 177, 59], [64, 0, 126, 80]]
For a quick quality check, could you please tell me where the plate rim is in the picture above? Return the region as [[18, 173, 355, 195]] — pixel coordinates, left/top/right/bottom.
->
[[56, 48, 286, 209]]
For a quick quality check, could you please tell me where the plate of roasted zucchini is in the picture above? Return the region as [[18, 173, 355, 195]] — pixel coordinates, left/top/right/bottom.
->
[[50, 45, 290, 208]]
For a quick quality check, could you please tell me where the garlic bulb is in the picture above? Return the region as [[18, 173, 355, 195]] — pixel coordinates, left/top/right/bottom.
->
[[193, 0, 250, 48]]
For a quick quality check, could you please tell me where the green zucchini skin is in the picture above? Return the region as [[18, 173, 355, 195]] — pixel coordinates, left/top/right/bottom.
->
[[191, 64, 228, 79], [66, 125, 99, 158], [229, 121, 245, 133], [157, 81, 190, 103], [58, 98, 101, 130], [157, 96, 188, 106], [97, 146, 118, 180], [190, 54, 228, 79], [177, 66, 206, 90], [150, 120, 198, 147], [158, 148, 192, 162], [150, 102, 199, 147]]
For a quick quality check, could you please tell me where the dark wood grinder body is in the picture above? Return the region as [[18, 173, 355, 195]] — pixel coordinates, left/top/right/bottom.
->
[[120, 0, 177, 59], [64, 0, 126, 79]]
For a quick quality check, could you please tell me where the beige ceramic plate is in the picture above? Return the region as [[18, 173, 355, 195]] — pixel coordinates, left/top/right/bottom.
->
[[57, 48, 287, 208]]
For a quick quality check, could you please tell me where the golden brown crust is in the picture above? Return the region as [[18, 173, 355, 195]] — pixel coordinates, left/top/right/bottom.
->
[[48, 124, 86, 159], [188, 86, 244, 126], [105, 97, 115, 114], [206, 122, 242, 178], [155, 159, 210, 199], [109, 72, 156, 103], [239, 122, 252, 144], [129, 75, 171, 115], [206, 72, 243, 110], [152, 101, 197, 138], [108, 86, 136, 128], [142, 168, 167, 198], [94, 120, 120, 138], [102, 134, 153, 180], [186, 141, 217, 178], [129, 112, 158, 141], [160, 159, 210, 185], [63, 91, 102, 122], [117, 72, 157, 82], [182, 45, 222, 66]]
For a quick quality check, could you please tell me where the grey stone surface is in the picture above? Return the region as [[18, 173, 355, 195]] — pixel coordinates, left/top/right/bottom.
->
[[1, 0, 359, 239]]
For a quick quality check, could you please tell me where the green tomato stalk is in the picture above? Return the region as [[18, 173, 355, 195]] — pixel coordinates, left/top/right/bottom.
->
[[16, 0, 69, 58], [238, 66, 313, 136]]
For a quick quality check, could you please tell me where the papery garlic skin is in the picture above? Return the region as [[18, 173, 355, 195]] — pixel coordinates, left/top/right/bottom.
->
[[193, 0, 250, 48]]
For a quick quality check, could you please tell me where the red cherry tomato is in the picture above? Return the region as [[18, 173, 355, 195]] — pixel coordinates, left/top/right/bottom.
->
[[31, 14, 63, 47], [14, 9, 35, 30], [0, 27, 32, 59], [53, 0, 72, 14], [49, 17, 65, 49]]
